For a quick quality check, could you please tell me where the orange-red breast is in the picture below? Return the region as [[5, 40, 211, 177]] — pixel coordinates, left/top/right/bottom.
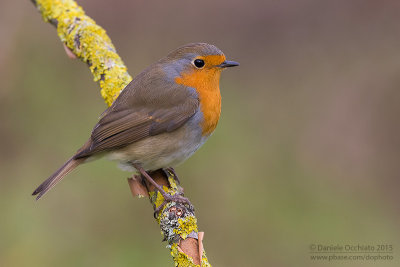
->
[[32, 43, 239, 203]]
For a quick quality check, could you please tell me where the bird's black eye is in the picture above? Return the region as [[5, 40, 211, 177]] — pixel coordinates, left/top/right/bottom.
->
[[193, 59, 205, 68]]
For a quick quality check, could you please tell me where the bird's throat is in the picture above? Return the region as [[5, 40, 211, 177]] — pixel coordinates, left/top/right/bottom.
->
[[175, 70, 222, 135]]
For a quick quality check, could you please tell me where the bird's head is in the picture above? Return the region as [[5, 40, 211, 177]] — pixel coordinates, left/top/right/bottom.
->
[[161, 43, 239, 89]]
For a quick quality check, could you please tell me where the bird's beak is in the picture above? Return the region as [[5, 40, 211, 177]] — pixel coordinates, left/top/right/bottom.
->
[[217, 60, 240, 68]]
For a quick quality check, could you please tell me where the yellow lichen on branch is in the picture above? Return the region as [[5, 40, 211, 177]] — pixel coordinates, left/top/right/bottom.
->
[[33, 0, 132, 106], [31, 0, 212, 266], [144, 173, 211, 266]]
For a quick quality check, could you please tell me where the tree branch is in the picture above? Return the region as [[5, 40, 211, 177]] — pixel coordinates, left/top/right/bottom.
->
[[31, 0, 211, 266]]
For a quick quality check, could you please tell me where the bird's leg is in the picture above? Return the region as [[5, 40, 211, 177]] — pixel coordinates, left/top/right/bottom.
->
[[131, 163, 192, 215], [162, 167, 181, 184]]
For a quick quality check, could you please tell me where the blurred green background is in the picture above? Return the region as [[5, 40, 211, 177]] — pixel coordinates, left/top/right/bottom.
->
[[1, 0, 400, 266]]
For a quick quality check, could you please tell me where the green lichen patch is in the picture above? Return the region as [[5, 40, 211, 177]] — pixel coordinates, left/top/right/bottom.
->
[[200, 251, 211, 267], [170, 242, 211, 267], [173, 216, 198, 240], [168, 175, 179, 191], [171, 243, 198, 267]]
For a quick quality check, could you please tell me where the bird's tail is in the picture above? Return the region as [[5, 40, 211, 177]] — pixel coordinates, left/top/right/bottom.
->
[[32, 157, 84, 200]]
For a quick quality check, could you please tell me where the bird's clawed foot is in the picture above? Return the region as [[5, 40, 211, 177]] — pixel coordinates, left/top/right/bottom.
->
[[154, 191, 193, 216], [130, 163, 193, 218]]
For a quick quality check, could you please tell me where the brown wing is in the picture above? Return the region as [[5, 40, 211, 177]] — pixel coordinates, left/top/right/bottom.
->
[[74, 64, 199, 158]]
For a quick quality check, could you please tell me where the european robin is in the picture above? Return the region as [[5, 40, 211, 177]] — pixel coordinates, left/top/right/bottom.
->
[[32, 43, 239, 205]]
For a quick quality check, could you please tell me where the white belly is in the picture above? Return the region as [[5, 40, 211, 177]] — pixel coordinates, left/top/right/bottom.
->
[[106, 122, 207, 172]]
